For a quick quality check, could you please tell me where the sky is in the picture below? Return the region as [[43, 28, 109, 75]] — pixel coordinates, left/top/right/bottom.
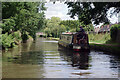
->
[[44, 2, 119, 27], [44, 2, 77, 20], [107, 7, 119, 24]]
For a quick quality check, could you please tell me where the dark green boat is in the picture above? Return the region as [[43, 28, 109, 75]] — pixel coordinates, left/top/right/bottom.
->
[[58, 32, 90, 51]]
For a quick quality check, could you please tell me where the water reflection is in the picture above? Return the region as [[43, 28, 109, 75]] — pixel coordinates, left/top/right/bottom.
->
[[58, 47, 90, 70], [58, 47, 119, 78], [72, 52, 89, 70], [2, 38, 120, 78], [11, 51, 45, 65]]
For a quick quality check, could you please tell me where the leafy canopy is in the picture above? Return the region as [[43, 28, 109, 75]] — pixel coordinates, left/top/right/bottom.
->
[[65, 2, 120, 25]]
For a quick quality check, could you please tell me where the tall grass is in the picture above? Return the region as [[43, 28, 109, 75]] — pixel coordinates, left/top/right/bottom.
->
[[88, 33, 111, 43]]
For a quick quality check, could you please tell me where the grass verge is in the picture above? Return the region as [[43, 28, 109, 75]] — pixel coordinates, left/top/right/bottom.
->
[[47, 37, 60, 41], [89, 42, 120, 55]]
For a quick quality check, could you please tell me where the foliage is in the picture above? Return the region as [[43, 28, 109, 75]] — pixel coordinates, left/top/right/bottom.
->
[[83, 24, 94, 32], [70, 28, 76, 32], [89, 43, 120, 54], [110, 24, 120, 42], [13, 31, 22, 44], [65, 2, 120, 25], [44, 17, 94, 38], [44, 17, 66, 38], [60, 20, 94, 32], [2, 2, 46, 49], [2, 31, 22, 49], [2, 33, 15, 49], [44, 27, 51, 37], [2, 2, 46, 42], [60, 20, 79, 30], [88, 33, 110, 43], [58, 24, 66, 33], [2, 18, 16, 34]]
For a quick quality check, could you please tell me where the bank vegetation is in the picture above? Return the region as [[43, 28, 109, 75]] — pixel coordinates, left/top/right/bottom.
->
[[1, 2, 46, 50]]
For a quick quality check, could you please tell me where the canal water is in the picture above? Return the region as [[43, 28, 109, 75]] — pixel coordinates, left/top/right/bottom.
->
[[2, 38, 120, 78]]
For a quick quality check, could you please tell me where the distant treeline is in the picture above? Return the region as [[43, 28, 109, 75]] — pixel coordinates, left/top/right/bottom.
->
[[43, 17, 94, 38]]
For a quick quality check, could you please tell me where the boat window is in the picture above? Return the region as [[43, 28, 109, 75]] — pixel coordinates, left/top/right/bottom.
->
[[67, 37, 70, 40]]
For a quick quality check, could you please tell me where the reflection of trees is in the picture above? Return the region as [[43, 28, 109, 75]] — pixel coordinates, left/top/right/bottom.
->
[[58, 48, 90, 70], [109, 56, 120, 72], [2, 40, 37, 62], [12, 51, 44, 65], [21, 41, 33, 52], [2, 50, 45, 78]]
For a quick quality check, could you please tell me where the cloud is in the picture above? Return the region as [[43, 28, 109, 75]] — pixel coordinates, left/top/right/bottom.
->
[[45, 2, 77, 20], [107, 7, 118, 24]]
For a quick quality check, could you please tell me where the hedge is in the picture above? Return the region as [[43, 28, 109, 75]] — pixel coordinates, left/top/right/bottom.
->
[[110, 24, 120, 42]]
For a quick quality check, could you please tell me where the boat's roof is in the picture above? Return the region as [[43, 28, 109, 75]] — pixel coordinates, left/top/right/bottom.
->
[[62, 32, 76, 35]]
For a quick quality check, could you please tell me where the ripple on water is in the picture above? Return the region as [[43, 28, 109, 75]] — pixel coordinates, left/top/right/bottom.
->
[[2, 38, 120, 78]]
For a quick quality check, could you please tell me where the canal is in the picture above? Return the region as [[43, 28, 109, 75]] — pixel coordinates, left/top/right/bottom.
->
[[2, 38, 120, 78]]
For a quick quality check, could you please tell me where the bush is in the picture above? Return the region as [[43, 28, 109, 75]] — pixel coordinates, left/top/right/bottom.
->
[[2, 31, 22, 49], [110, 24, 120, 42], [13, 31, 22, 44], [2, 33, 15, 49]]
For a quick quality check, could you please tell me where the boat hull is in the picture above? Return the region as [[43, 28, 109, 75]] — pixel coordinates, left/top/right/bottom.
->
[[58, 41, 90, 52]]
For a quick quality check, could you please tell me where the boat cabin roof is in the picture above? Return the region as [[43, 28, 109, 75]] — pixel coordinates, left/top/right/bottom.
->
[[61, 32, 76, 35]]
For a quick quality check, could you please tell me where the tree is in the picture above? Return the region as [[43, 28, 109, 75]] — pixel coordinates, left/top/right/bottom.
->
[[2, 18, 16, 34], [83, 24, 94, 32], [44, 17, 66, 38], [60, 20, 80, 32], [65, 2, 120, 25], [2, 2, 46, 41]]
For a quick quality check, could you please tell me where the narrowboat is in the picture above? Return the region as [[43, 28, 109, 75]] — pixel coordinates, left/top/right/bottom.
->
[[58, 32, 90, 51]]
